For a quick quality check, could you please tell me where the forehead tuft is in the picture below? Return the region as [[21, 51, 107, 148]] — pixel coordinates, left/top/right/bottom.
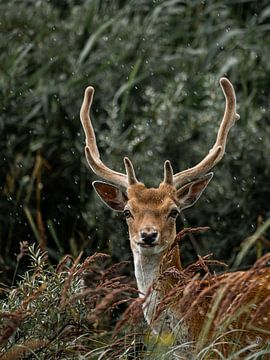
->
[[127, 183, 176, 206]]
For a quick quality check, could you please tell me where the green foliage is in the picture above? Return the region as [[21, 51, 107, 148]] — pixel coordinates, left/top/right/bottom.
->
[[1, 0, 270, 281]]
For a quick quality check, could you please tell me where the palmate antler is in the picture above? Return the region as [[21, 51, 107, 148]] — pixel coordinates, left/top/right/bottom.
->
[[80, 78, 240, 189]]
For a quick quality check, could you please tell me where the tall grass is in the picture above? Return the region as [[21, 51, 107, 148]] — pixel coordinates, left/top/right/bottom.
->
[[1, 244, 269, 359]]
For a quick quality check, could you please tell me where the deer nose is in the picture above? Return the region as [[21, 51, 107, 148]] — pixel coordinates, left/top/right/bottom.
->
[[140, 229, 159, 244]]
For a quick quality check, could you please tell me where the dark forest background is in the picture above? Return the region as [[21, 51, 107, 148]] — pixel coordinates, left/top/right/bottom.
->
[[1, 0, 270, 284]]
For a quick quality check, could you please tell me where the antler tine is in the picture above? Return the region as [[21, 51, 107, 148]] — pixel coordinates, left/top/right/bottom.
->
[[173, 77, 240, 188], [124, 157, 139, 185], [163, 160, 174, 185], [80, 86, 128, 188]]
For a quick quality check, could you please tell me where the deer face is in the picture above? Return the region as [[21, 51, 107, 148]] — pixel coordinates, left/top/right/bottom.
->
[[93, 175, 212, 256], [125, 184, 178, 255]]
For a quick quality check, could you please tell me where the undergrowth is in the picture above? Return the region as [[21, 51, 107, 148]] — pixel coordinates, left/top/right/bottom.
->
[[1, 241, 270, 359], [0, 243, 143, 359]]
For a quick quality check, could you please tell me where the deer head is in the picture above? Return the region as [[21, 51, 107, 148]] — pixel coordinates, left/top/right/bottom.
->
[[80, 78, 239, 258]]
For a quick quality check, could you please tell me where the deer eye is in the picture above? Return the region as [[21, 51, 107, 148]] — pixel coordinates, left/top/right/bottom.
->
[[123, 209, 132, 219], [169, 209, 179, 219]]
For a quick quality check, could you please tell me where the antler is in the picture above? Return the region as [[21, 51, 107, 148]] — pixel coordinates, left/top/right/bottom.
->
[[168, 77, 240, 188], [81, 78, 239, 189], [80, 86, 138, 188]]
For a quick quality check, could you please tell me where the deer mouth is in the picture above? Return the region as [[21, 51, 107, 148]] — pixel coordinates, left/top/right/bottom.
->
[[138, 243, 157, 248]]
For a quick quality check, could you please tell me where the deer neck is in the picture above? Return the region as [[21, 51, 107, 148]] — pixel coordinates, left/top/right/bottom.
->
[[132, 244, 184, 335], [133, 245, 182, 297]]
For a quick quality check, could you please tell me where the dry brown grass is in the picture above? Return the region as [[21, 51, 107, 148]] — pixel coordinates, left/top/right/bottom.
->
[[116, 229, 270, 356], [1, 237, 270, 359]]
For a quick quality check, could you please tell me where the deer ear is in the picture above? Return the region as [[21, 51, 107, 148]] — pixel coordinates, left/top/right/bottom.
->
[[176, 173, 213, 210], [92, 181, 128, 211]]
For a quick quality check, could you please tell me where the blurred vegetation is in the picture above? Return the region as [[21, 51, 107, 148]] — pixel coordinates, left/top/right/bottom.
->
[[1, 0, 270, 284]]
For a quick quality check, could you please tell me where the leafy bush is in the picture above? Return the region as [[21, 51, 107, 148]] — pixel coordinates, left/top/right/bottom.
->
[[1, 0, 270, 282]]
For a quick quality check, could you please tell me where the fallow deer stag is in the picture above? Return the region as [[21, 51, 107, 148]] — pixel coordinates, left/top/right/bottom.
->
[[80, 78, 270, 352]]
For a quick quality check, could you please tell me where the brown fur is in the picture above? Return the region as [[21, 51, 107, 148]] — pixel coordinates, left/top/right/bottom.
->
[[127, 184, 177, 240]]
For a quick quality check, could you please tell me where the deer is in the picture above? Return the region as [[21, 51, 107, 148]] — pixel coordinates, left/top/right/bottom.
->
[[79, 78, 270, 354]]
